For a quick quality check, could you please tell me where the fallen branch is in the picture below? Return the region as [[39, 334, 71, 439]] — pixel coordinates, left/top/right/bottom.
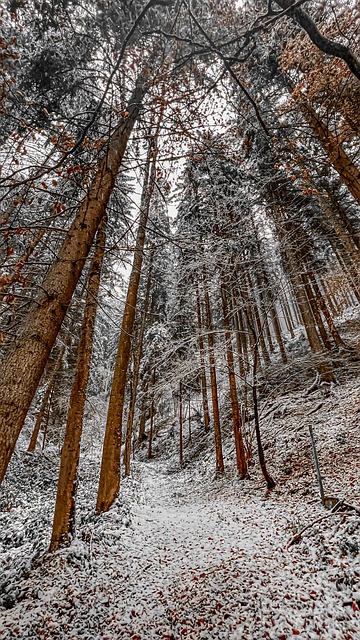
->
[[286, 501, 342, 548]]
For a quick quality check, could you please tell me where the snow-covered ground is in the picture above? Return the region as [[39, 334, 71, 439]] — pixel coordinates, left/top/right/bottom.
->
[[1, 320, 360, 639], [1, 447, 359, 638]]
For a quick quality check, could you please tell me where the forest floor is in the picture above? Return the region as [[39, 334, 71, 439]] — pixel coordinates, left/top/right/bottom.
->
[[1, 318, 360, 639]]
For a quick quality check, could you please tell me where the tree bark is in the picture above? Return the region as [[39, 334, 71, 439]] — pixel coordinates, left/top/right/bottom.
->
[[27, 347, 64, 452], [0, 83, 144, 485], [179, 379, 183, 466], [123, 258, 153, 476], [221, 279, 247, 479], [50, 219, 106, 552], [302, 273, 332, 350], [147, 368, 156, 460], [196, 288, 211, 433], [252, 345, 276, 489], [203, 281, 224, 474], [300, 100, 360, 204], [97, 133, 159, 513], [308, 271, 344, 347]]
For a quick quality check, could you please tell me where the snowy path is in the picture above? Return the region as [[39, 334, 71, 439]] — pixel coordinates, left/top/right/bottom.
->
[[1, 459, 359, 639]]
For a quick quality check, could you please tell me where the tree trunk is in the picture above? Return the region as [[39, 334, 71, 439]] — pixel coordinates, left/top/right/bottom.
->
[[50, 219, 106, 552], [246, 272, 271, 366], [309, 272, 344, 347], [138, 387, 148, 443], [147, 368, 156, 460], [299, 99, 360, 204], [252, 345, 276, 489], [188, 393, 192, 442], [203, 281, 224, 474], [280, 296, 296, 338], [123, 258, 153, 476], [179, 379, 183, 466], [27, 347, 65, 452], [96, 133, 159, 513], [302, 273, 332, 350], [195, 288, 211, 433], [221, 280, 247, 479], [0, 83, 144, 485]]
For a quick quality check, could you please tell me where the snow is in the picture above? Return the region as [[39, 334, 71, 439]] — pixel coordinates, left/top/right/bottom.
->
[[1, 345, 360, 639]]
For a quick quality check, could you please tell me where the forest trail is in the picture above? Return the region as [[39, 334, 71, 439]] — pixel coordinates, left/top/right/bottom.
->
[[2, 456, 359, 639]]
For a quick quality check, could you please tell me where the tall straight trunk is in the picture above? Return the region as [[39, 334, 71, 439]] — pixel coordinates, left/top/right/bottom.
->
[[123, 259, 153, 476], [270, 303, 287, 363], [302, 274, 332, 350], [41, 386, 53, 451], [138, 387, 148, 442], [50, 219, 106, 552], [203, 282, 224, 474], [308, 271, 344, 347], [246, 272, 271, 366], [188, 394, 192, 442], [221, 280, 247, 479], [257, 262, 287, 363], [230, 293, 245, 378], [0, 83, 144, 485], [252, 345, 276, 489], [254, 269, 274, 354], [320, 277, 338, 317], [267, 183, 334, 382], [195, 289, 210, 433], [231, 291, 249, 375], [147, 368, 156, 460], [179, 379, 183, 466], [97, 131, 160, 513], [280, 296, 295, 338], [290, 268, 334, 381], [27, 347, 65, 452]]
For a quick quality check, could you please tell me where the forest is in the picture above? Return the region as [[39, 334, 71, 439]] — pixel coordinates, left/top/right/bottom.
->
[[0, 0, 359, 638]]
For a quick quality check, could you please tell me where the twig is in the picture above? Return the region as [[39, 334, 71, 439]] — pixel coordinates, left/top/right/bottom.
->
[[287, 501, 342, 548]]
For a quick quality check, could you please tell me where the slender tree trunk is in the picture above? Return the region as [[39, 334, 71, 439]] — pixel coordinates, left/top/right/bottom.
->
[[309, 272, 344, 347], [179, 380, 183, 466], [138, 387, 148, 443], [290, 268, 334, 381], [320, 277, 338, 317], [96, 133, 159, 513], [196, 289, 210, 433], [41, 387, 53, 452], [27, 347, 65, 452], [231, 293, 246, 379], [252, 345, 276, 489], [302, 273, 332, 350], [247, 274, 271, 366], [50, 219, 106, 552], [203, 281, 224, 474], [280, 296, 295, 338], [0, 83, 144, 485], [257, 261, 287, 363], [147, 368, 156, 460], [188, 393, 192, 443], [123, 259, 153, 476], [267, 182, 334, 382], [221, 280, 247, 479]]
